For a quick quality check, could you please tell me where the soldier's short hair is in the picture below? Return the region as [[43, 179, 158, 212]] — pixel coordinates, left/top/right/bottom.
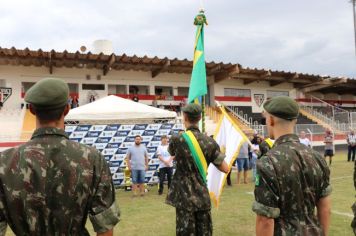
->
[[135, 135, 142, 139], [32, 105, 66, 121]]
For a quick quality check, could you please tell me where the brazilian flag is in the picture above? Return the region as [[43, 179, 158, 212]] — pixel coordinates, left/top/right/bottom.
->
[[188, 11, 208, 104]]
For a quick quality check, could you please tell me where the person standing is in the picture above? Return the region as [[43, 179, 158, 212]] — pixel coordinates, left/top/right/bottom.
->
[[166, 103, 229, 236], [0, 78, 120, 235], [347, 129, 356, 162], [299, 130, 312, 148], [236, 141, 250, 184], [324, 128, 334, 166], [157, 135, 174, 195], [253, 96, 331, 236], [250, 136, 261, 182], [126, 135, 149, 197]]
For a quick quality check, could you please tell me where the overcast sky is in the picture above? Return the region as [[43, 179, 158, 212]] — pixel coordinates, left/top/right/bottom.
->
[[0, 0, 355, 78]]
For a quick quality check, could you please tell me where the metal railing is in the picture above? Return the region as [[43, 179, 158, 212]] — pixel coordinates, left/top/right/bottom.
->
[[298, 95, 351, 132]]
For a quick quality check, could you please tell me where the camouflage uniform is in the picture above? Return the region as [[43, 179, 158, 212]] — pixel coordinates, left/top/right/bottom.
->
[[0, 127, 120, 235], [166, 126, 225, 236], [253, 134, 331, 235], [258, 140, 271, 159], [352, 160, 356, 234]]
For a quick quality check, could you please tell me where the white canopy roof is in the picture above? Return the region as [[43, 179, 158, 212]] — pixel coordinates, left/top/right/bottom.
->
[[65, 95, 177, 121]]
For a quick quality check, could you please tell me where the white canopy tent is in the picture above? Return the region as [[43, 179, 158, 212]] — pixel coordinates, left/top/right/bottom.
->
[[65, 95, 177, 123]]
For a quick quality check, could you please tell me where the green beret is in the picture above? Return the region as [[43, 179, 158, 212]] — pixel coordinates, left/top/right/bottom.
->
[[25, 78, 69, 109], [263, 96, 299, 120], [182, 103, 202, 117]]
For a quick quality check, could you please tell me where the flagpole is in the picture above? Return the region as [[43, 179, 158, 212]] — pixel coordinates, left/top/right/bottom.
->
[[202, 95, 206, 133]]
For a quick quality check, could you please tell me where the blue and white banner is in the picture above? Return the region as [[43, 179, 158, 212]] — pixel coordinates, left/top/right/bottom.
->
[[65, 123, 183, 186]]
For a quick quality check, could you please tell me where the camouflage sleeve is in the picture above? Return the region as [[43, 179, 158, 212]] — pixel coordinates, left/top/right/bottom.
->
[[168, 135, 178, 156], [89, 152, 120, 233], [259, 142, 268, 158], [210, 140, 225, 166], [317, 153, 332, 198], [252, 156, 280, 218], [354, 159, 356, 191], [0, 200, 7, 235]]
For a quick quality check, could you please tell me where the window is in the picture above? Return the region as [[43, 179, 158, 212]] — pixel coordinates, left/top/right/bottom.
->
[[108, 85, 127, 94], [82, 84, 105, 90], [129, 85, 149, 95], [155, 86, 173, 96], [267, 90, 289, 99], [178, 87, 189, 96], [224, 88, 251, 97]]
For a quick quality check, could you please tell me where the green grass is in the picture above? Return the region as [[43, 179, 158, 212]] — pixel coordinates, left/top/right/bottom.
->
[[5, 152, 355, 235]]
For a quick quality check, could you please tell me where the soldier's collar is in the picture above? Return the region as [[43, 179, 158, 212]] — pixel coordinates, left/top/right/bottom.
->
[[273, 134, 299, 147], [186, 125, 200, 132], [31, 127, 69, 140]]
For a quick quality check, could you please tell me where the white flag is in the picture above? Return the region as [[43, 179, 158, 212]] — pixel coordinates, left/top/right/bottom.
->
[[207, 107, 249, 207]]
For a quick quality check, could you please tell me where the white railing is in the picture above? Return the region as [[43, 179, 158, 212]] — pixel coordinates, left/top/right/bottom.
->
[[224, 105, 251, 127], [298, 95, 351, 132]]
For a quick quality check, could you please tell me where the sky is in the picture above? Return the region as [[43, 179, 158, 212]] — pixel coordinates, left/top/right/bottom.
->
[[0, 0, 355, 78]]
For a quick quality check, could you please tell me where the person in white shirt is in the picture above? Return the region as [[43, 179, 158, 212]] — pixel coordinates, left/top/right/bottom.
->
[[347, 130, 356, 162], [299, 131, 311, 148], [157, 135, 174, 195]]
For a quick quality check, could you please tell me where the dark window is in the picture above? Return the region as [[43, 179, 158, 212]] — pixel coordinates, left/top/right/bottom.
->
[[82, 84, 105, 90]]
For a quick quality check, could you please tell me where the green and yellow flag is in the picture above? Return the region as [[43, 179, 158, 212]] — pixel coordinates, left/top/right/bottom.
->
[[188, 10, 208, 104]]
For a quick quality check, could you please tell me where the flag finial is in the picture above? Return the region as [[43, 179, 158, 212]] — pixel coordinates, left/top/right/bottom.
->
[[194, 9, 208, 26]]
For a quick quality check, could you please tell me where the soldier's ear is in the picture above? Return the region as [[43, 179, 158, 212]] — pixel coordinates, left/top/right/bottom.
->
[[29, 104, 36, 115], [269, 115, 275, 127], [63, 104, 71, 116]]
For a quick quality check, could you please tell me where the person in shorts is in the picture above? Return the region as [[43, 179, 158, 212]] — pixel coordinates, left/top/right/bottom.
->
[[126, 135, 149, 197], [324, 128, 334, 166], [236, 141, 250, 184]]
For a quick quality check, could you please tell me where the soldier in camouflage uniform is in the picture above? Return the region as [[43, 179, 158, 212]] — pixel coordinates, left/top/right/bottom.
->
[[258, 136, 273, 159], [0, 78, 120, 235], [352, 160, 356, 234], [252, 96, 332, 236], [166, 103, 229, 236]]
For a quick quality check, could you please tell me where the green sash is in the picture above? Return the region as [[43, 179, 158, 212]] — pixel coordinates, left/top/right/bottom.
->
[[182, 130, 208, 184]]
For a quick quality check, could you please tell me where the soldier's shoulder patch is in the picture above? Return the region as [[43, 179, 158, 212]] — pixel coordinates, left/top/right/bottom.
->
[[255, 173, 260, 186]]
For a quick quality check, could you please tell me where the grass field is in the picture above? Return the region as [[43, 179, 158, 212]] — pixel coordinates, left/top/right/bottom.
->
[[5, 151, 355, 235]]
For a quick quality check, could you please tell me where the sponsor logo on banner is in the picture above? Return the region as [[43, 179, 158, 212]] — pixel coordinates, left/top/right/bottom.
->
[[70, 131, 87, 139], [90, 125, 106, 131], [119, 125, 134, 130], [147, 141, 161, 147], [142, 136, 153, 142], [124, 137, 135, 142], [143, 130, 156, 136], [149, 159, 160, 165], [115, 131, 130, 137], [113, 179, 123, 185], [110, 154, 126, 161], [96, 137, 111, 143], [151, 136, 162, 142], [116, 148, 128, 154], [147, 124, 161, 130], [70, 138, 82, 143], [75, 125, 91, 131], [105, 124, 120, 131], [173, 124, 184, 130], [149, 165, 159, 171], [86, 132, 100, 137], [128, 130, 144, 136], [101, 148, 118, 156], [133, 124, 147, 130], [109, 167, 119, 174], [110, 137, 125, 143], [146, 171, 154, 177], [254, 94, 265, 107], [113, 173, 124, 180], [161, 124, 173, 130], [92, 143, 107, 150], [110, 161, 121, 167], [106, 143, 120, 149], [104, 156, 111, 161], [156, 130, 170, 136], [120, 161, 127, 167], [65, 126, 77, 132], [120, 142, 134, 148], [81, 137, 97, 144], [147, 147, 158, 153], [148, 153, 155, 159], [100, 131, 117, 138]]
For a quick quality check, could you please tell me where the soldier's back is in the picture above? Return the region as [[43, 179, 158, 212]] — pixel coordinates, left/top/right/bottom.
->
[[0, 127, 106, 235]]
